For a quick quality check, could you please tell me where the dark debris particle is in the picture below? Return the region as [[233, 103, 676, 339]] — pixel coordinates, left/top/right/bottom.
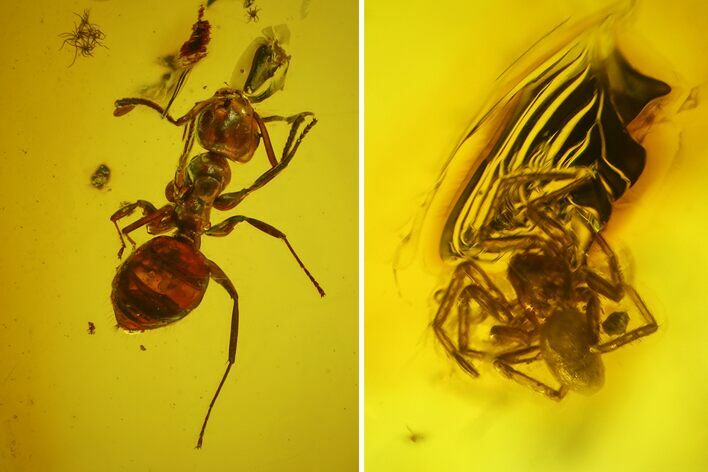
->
[[87, 321, 96, 335], [139, 344, 147, 351], [405, 426, 425, 444], [90, 164, 111, 189], [602, 311, 629, 335]]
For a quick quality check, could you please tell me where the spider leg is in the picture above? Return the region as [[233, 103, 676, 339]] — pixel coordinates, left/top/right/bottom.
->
[[433, 264, 481, 377], [493, 346, 568, 400], [583, 233, 625, 302], [433, 261, 512, 377]]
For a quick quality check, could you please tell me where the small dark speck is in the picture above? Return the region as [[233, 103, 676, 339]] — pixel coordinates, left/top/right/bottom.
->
[[87, 321, 96, 335], [91, 164, 111, 189], [140, 344, 147, 351], [406, 426, 426, 444]]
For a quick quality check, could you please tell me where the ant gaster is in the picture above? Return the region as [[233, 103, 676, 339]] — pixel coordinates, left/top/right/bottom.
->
[[110, 26, 323, 448]]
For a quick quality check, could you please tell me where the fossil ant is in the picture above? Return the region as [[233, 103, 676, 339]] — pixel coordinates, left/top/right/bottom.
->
[[110, 24, 323, 448], [433, 188, 657, 398]]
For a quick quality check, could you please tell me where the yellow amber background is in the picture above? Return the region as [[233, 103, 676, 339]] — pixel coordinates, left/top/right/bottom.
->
[[0, 0, 357, 470], [366, 0, 708, 470]]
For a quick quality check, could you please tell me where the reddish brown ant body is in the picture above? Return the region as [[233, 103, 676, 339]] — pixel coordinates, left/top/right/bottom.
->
[[110, 25, 322, 448]]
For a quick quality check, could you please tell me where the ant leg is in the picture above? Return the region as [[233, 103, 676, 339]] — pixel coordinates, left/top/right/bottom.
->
[[213, 117, 318, 211], [196, 260, 240, 449], [162, 68, 192, 119], [261, 112, 315, 123], [260, 112, 317, 161], [205, 216, 325, 296], [592, 284, 657, 353], [113, 95, 218, 126], [493, 347, 568, 400], [253, 113, 279, 167], [111, 201, 159, 256], [173, 118, 197, 193]]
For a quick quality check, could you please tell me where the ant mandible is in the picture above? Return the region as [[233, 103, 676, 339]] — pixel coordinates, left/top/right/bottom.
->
[[110, 25, 323, 448]]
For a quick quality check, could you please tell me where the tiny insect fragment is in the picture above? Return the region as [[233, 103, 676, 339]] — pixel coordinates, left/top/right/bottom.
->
[[161, 6, 212, 118], [87, 321, 96, 335], [245, 6, 261, 23], [178, 6, 211, 70], [90, 164, 111, 189], [59, 9, 107, 67]]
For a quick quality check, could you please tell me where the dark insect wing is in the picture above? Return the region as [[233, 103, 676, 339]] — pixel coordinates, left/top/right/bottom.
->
[[426, 14, 671, 262]]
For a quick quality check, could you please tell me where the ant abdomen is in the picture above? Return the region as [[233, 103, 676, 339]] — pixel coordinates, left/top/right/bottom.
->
[[112, 236, 210, 331]]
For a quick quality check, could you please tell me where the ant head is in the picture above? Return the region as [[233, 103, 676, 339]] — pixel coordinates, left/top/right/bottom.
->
[[197, 89, 260, 163], [231, 25, 291, 103]]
